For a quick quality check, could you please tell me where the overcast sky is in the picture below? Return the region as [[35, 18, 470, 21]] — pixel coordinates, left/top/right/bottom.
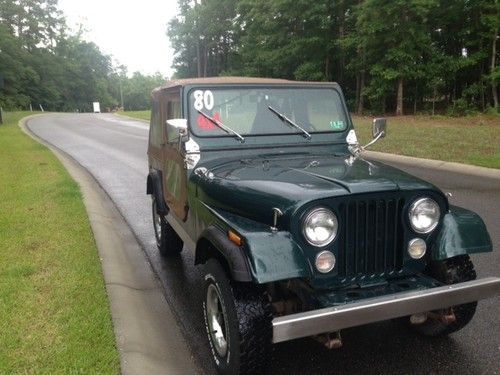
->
[[58, 0, 178, 78]]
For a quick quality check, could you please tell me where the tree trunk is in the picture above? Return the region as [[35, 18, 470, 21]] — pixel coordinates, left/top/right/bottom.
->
[[480, 62, 485, 111], [197, 39, 202, 78], [357, 71, 365, 115], [338, 0, 345, 84], [223, 35, 229, 72], [432, 87, 437, 116], [396, 77, 404, 115], [325, 55, 330, 81], [203, 44, 208, 77], [413, 83, 417, 115], [491, 25, 498, 109], [355, 73, 360, 111]]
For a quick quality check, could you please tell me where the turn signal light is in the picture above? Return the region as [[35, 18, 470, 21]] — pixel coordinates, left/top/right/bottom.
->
[[228, 230, 243, 246], [408, 238, 427, 259]]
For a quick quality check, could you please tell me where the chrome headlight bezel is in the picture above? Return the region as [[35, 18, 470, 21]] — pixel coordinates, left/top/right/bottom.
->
[[302, 207, 338, 247], [409, 197, 440, 234]]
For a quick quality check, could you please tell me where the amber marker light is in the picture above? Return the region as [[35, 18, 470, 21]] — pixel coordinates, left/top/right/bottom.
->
[[228, 230, 243, 246]]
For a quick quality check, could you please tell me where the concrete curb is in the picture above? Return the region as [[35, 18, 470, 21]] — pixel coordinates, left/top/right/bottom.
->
[[365, 150, 500, 180], [19, 115, 198, 375]]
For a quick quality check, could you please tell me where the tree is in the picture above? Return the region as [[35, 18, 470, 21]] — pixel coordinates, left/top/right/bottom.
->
[[119, 71, 165, 110], [354, 0, 437, 115], [482, 0, 499, 109], [236, 0, 330, 80], [168, 0, 240, 78]]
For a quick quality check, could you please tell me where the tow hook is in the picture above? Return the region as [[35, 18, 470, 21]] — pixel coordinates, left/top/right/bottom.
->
[[409, 313, 428, 324], [315, 331, 342, 349], [410, 309, 456, 325], [428, 309, 457, 324]]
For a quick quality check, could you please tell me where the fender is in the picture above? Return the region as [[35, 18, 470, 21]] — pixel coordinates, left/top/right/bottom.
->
[[147, 169, 168, 215], [195, 226, 252, 282], [432, 205, 492, 260], [197, 203, 312, 284]]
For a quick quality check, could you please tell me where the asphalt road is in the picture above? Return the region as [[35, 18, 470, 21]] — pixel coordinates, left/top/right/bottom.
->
[[28, 113, 499, 375]]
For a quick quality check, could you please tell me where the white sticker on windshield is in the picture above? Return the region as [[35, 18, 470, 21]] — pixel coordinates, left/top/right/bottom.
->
[[193, 90, 214, 111]]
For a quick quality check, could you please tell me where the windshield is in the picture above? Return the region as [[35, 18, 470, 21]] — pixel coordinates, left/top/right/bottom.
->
[[188, 87, 348, 137]]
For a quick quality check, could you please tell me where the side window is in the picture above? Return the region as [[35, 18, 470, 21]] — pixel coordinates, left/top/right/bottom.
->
[[167, 98, 181, 119], [166, 91, 182, 144], [150, 100, 163, 147]]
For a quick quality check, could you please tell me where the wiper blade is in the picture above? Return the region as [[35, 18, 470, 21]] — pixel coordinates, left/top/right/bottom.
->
[[268, 106, 311, 140], [197, 110, 245, 143]]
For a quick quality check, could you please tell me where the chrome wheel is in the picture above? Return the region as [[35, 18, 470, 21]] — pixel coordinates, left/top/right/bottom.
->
[[206, 284, 228, 357]]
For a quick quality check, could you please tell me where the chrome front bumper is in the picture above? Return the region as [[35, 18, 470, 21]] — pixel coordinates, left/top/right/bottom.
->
[[272, 277, 500, 343]]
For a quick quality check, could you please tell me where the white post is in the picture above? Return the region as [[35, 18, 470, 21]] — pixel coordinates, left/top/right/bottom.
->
[[39, 104, 44, 112]]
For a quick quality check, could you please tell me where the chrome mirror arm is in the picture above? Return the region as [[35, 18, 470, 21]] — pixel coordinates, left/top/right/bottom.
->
[[346, 128, 385, 165], [361, 131, 385, 151]]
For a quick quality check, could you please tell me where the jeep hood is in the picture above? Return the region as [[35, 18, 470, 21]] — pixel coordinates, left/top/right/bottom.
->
[[194, 154, 437, 225]]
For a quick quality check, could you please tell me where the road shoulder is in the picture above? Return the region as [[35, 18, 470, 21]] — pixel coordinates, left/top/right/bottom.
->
[[20, 115, 198, 375]]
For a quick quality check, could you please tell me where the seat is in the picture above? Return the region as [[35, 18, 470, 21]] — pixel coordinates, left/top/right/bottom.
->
[[250, 99, 285, 134]]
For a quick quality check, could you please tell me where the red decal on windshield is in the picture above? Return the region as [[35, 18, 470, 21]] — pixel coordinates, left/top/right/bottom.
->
[[197, 112, 220, 130]]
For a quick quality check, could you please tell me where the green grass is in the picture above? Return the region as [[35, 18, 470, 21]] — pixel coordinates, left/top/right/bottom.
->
[[122, 110, 499, 168], [353, 115, 500, 169], [0, 112, 120, 373], [118, 110, 150, 121]]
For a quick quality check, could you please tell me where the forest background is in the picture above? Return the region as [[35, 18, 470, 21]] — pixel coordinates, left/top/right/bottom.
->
[[1, 0, 498, 115]]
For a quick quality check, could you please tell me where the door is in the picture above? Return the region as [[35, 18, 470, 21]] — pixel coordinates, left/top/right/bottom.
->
[[161, 89, 189, 221], [147, 98, 163, 171]]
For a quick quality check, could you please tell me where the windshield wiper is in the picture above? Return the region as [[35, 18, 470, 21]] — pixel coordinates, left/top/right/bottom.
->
[[197, 110, 245, 143], [267, 106, 311, 140]]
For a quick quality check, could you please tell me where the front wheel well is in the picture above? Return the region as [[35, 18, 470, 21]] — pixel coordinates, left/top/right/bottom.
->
[[195, 238, 232, 278], [195, 228, 253, 282]]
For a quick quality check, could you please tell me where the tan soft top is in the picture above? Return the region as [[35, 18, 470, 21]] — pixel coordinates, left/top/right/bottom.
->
[[153, 76, 338, 95]]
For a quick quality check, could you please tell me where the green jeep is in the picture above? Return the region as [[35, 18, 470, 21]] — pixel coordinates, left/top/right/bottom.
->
[[146, 77, 499, 375]]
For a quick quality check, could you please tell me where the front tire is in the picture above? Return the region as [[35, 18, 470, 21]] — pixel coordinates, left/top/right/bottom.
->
[[203, 259, 273, 375], [410, 255, 477, 337], [151, 197, 183, 257]]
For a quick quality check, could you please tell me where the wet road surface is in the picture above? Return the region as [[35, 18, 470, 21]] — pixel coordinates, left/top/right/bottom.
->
[[28, 113, 499, 375]]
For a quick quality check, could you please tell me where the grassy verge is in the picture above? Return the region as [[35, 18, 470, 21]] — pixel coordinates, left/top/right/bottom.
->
[[122, 110, 499, 168], [117, 110, 150, 121], [0, 112, 120, 373], [354, 115, 500, 169]]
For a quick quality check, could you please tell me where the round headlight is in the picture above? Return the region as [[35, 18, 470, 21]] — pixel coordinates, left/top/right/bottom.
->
[[409, 198, 440, 233], [303, 208, 338, 246]]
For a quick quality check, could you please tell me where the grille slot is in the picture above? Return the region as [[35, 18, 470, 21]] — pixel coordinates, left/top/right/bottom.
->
[[338, 196, 405, 279]]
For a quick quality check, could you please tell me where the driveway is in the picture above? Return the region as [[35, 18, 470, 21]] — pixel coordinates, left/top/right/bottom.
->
[[27, 113, 500, 374]]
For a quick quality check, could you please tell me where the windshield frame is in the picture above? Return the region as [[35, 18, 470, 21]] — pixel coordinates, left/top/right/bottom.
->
[[185, 84, 351, 139]]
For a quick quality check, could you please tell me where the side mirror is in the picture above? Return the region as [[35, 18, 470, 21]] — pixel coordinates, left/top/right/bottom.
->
[[166, 118, 189, 142], [372, 118, 387, 139], [166, 118, 187, 132], [351, 117, 387, 156]]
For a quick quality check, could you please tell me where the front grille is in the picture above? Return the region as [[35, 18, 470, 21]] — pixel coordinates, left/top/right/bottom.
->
[[337, 195, 405, 279]]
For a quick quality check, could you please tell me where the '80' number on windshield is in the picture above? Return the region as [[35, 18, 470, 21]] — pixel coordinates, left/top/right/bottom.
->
[[193, 90, 214, 111]]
